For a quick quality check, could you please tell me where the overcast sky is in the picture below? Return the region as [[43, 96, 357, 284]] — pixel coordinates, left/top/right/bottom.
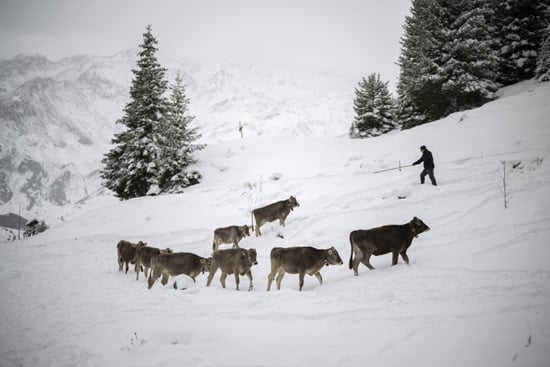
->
[[0, 0, 411, 91]]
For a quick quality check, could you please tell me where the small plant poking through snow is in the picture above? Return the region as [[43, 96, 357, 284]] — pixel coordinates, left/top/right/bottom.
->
[[499, 161, 511, 209], [499, 157, 544, 208], [121, 332, 147, 351]]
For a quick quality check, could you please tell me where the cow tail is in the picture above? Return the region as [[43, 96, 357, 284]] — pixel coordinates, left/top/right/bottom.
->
[[348, 232, 354, 270]]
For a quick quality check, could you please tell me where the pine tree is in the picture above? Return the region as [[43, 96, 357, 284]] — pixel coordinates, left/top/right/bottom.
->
[[536, 27, 550, 81], [396, 0, 447, 128], [350, 73, 395, 138], [438, 0, 499, 112], [101, 25, 170, 199], [491, 0, 550, 85], [157, 71, 205, 193]]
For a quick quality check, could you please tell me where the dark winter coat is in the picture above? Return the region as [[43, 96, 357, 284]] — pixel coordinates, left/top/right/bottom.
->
[[413, 149, 435, 169]]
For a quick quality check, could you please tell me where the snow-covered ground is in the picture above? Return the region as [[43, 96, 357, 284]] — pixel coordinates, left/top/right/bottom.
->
[[1, 80, 549, 366]]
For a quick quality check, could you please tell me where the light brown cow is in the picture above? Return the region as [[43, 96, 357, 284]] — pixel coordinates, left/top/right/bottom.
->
[[267, 246, 343, 291], [117, 240, 147, 273], [206, 248, 258, 291], [251, 196, 300, 236], [147, 252, 211, 289], [213, 225, 250, 252], [134, 246, 173, 280]]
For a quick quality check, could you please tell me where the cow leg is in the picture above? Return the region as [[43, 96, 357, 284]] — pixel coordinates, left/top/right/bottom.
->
[[314, 272, 323, 286], [232, 240, 239, 249], [118, 257, 123, 271], [361, 250, 376, 270], [135, 261, 141, 280], [161, 272, 170, 286], [245, 270, 253, 291], [275, 269, 285, 290], [255, 219, 264, 237], [219, 272, 229, 289], [298, 271, 306, 291], [206, 264, 218, 287], [232, 272, 240, 290], [352, 247, 363, 276], [267, 270, 276, 291], [400, 251, 410, 265], [125, 261, 130, 274], [147, 268, 161, 289], [392, 251, 399, 266]]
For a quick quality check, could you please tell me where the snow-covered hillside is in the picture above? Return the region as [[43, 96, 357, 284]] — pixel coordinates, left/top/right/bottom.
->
[[1, 80, 549, 366], [0, 52, 353, 219]]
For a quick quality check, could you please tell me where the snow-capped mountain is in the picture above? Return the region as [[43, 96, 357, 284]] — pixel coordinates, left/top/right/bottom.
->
[[0, 51, 354, 221]]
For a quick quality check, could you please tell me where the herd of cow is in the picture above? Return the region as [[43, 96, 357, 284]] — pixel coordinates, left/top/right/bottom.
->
[[116, 196, 431, 291]]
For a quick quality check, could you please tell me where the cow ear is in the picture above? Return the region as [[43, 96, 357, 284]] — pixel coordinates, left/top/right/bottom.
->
[[200, 259, 205, 264]]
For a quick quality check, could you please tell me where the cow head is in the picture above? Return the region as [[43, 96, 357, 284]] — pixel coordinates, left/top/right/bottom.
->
[[240, 225, 251, 237], [247, 248, 258, 265], [326, 247, 343, 266], [200, 257, 212, 273], [161, 247, 173, 254], [288, 196, 300, 210], [134, 241, 147, 249], [410, 217, 430, 237]]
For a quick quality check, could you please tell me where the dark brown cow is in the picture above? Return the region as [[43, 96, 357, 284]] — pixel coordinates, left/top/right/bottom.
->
[[117, 240, 147, 273], [213, 225, 250, 252], [147, 252, 211, 289], [267, 246, 343, 291], [206, 248, 258, 291], [349, 217, 430, 276], [134, 246, 173, 280], [251, 196, 300, 236]]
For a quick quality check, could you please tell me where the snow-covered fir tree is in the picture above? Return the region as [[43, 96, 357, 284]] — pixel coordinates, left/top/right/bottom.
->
[[438, 0, 499, 112], [350, 73, 395, 138], [102, 25, 202, 200], [396, 0, 549, 128], [156, 71, 204, 193], [396, 0, 447, 128], [491, 0, 550, 85], [536, 27, 550, 81]]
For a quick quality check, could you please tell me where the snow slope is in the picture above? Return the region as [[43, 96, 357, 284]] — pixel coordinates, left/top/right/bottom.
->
[[1, 80, 549, 366]]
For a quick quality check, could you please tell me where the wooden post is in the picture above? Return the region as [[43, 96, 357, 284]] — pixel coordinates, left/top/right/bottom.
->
[[18, 202, 21, 240]]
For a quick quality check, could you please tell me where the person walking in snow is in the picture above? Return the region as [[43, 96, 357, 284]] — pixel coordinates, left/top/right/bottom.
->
[[412, 145, 437, 186]]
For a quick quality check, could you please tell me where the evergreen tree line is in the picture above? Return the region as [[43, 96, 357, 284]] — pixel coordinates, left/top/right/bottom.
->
[[101, 25, 204, 200], [351, 0, 550, 138]]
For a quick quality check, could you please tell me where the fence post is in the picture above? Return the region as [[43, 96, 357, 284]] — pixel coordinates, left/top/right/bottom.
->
[[18, 202, 21, 240]]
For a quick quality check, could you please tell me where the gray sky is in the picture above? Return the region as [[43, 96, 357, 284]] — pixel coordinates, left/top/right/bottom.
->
[[0, 0, 411, 90]]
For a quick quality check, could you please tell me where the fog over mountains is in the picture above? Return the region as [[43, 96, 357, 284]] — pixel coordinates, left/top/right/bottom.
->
[[0, 51, 353, 221]]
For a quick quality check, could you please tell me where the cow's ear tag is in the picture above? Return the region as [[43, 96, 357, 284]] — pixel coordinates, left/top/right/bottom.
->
[[328, 249, 333, 255]]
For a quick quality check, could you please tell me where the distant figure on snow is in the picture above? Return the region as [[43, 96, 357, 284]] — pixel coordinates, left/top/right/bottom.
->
[[412, 145, 437, 186], [238, 121, 244, 138]]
